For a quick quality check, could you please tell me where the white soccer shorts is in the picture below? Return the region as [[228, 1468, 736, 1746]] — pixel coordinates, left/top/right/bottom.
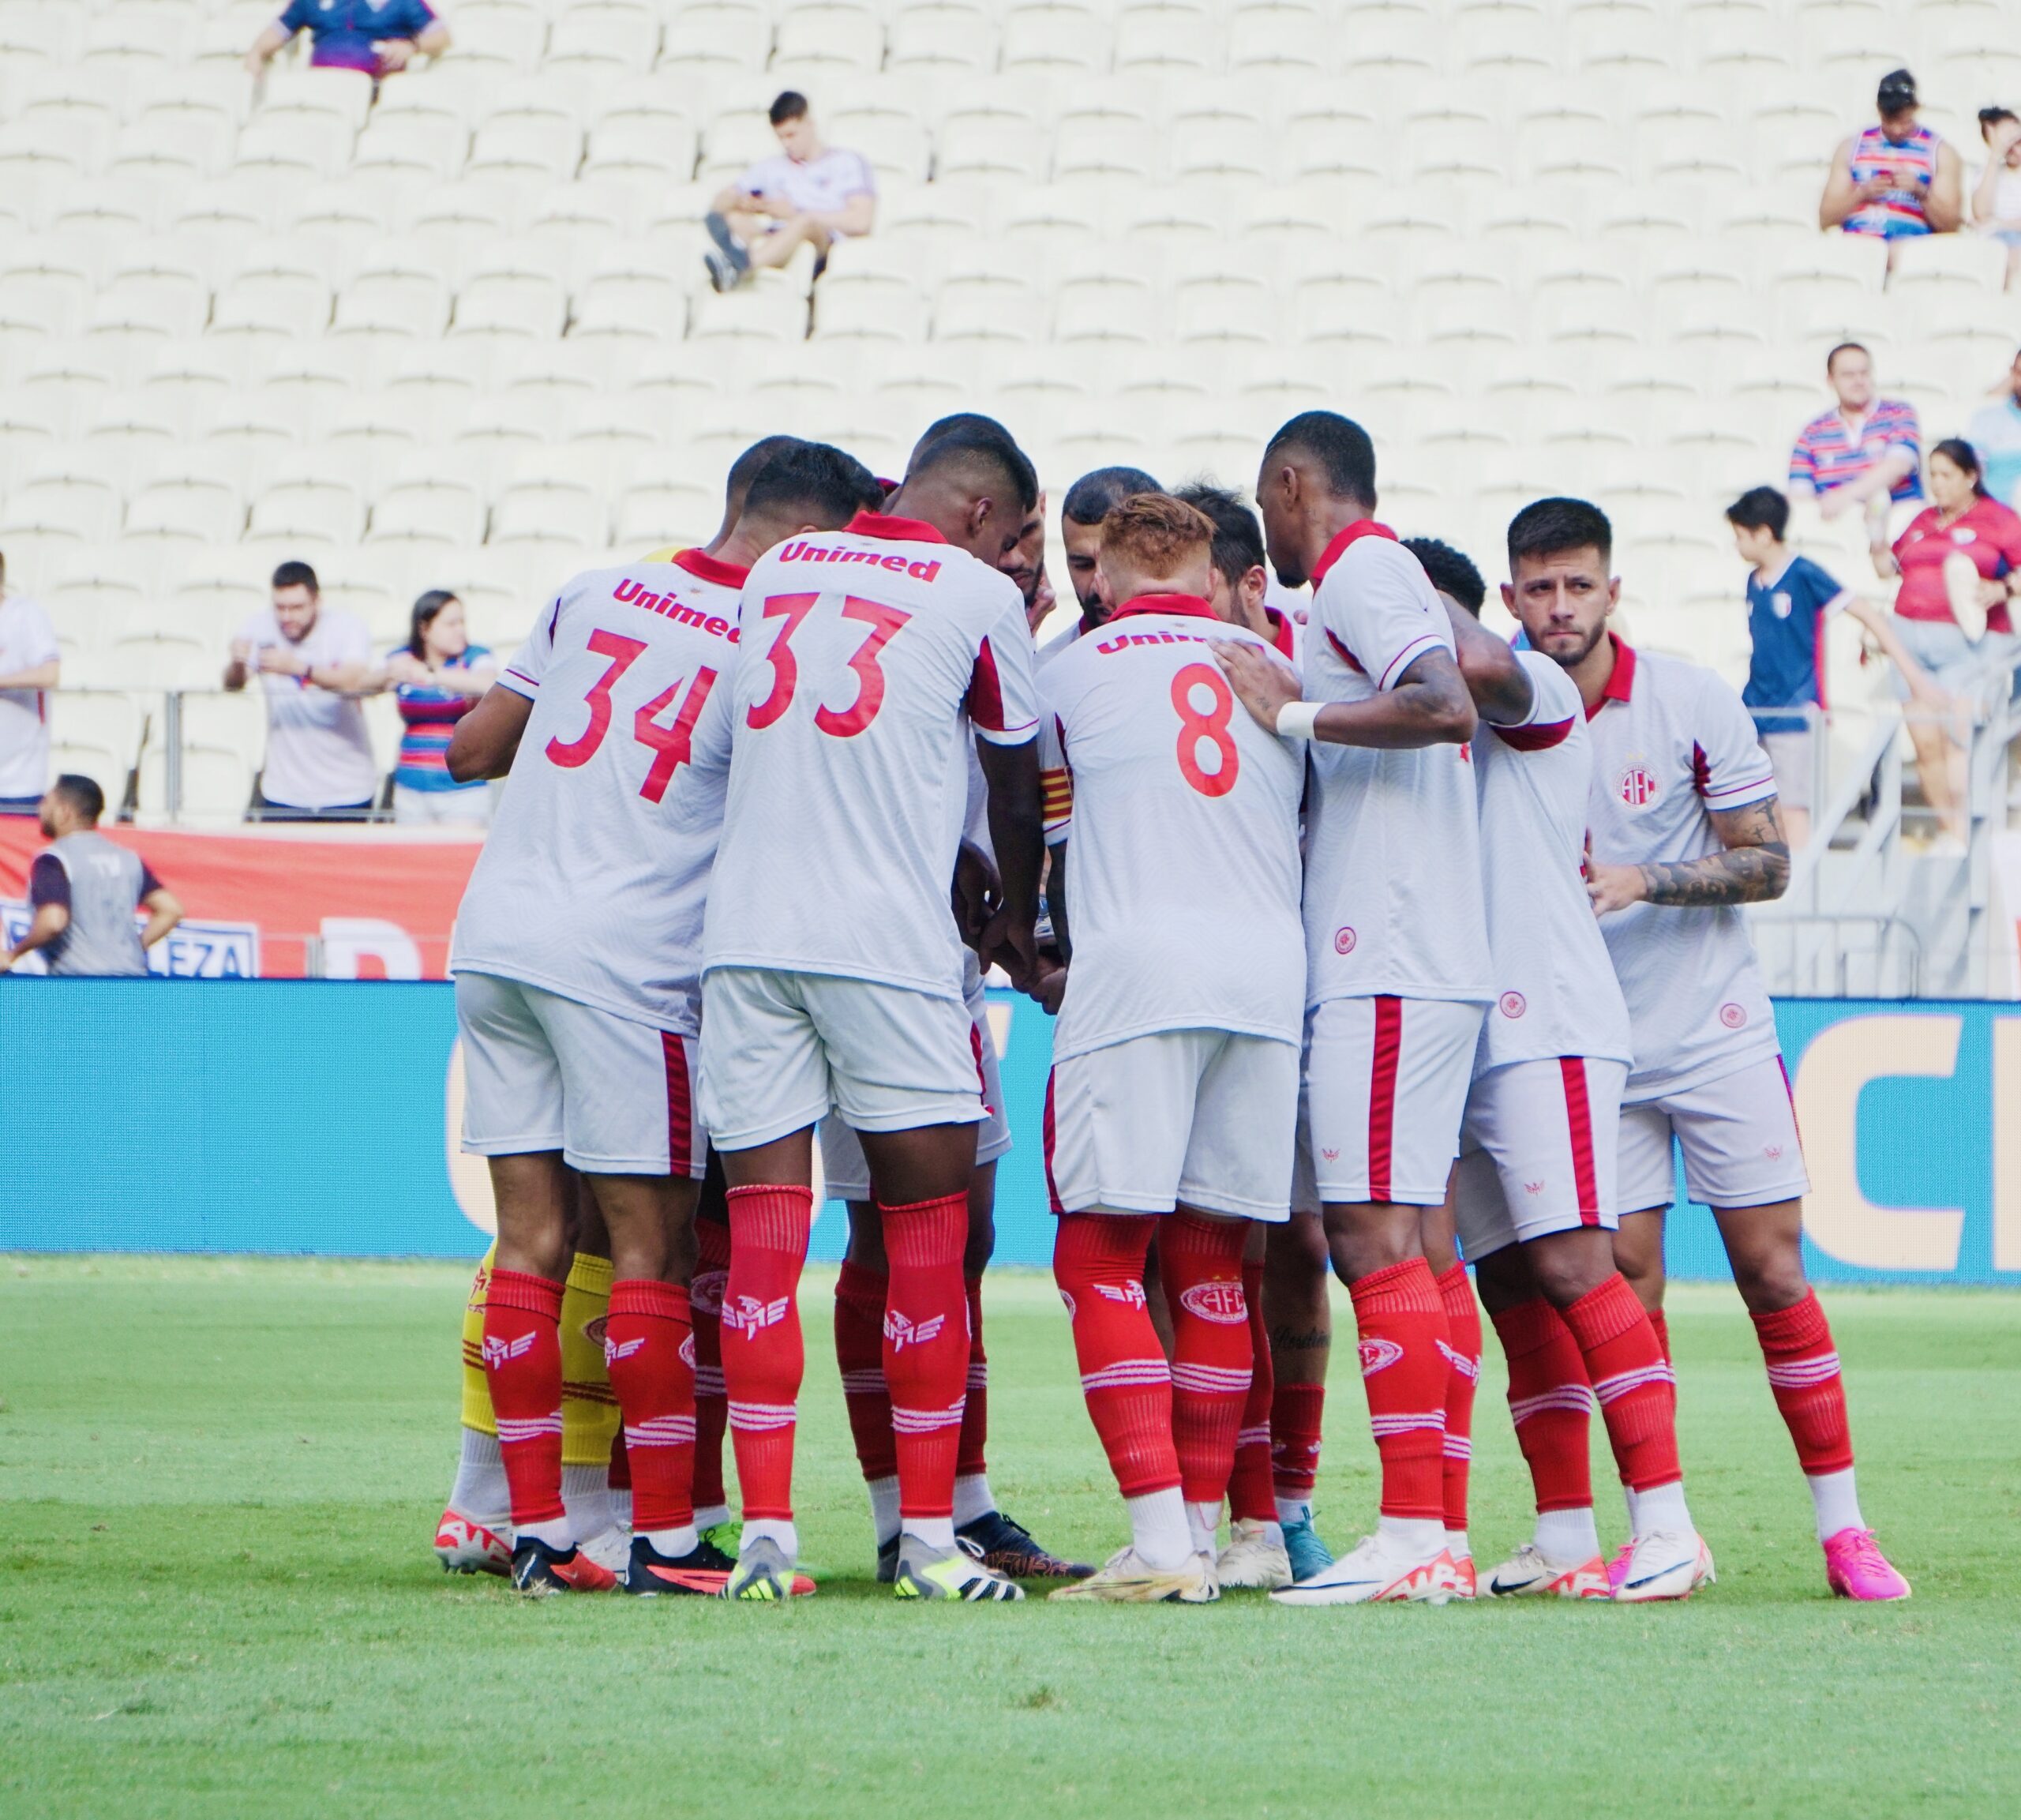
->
[[1044, 1028, 1299, 1223], [1617, 1054, 1812, 1214], [456, 970, 705, 1179], [1302, 995, 1485, 1208], [821, 970, 1010, 1201], [1453, 1056, 1629, 1260], [699, 966, 988, 1152]]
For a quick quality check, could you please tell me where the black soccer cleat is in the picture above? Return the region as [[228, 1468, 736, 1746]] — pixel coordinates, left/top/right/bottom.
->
[[956, 1510, 1093, 1580], [621, 1533, 731, 1597], [876, 1535, 902, 1585], [510, 1535, 619, 1596]]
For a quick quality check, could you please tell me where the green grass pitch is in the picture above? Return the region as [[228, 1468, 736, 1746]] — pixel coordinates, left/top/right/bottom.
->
[[2, 1257, 2017, 1818]]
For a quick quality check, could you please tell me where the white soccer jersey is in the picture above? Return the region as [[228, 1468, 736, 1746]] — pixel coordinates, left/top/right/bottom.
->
[[1038, 595, 1305, 1060], [1582, 637, 1782, 1100], [704, 512, 1040, 1002], [1299, 523, 1493, 1007], [1474, 652, 1633, 1072], [450, 549, 743, 1034]]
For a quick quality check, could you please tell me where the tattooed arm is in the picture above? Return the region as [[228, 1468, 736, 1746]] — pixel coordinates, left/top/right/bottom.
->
[[1588, 797, 1790, 914]]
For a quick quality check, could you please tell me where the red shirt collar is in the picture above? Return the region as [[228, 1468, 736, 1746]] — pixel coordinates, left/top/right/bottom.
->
[[669, 546, 749, 588], [1107, 593, 1220, 624], [1586, 633, 1636, 721], [848, 510, 948, 545], [1263, 605, 1296, 659], [1309, 519, 1398, 587]]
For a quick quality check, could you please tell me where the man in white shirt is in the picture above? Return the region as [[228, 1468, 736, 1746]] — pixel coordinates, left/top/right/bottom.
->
[[1215, 411, 1494, 1608], [703, 91, 876, 292], [1506, 495, 1908, 1604], [224, 562, 378, 820], [0, 553, 60, 816], [699, 425, 1044, 1604]]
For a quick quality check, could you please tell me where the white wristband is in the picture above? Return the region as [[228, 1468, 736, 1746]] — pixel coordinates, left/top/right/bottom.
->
[[1275, 700, 1321, 741]]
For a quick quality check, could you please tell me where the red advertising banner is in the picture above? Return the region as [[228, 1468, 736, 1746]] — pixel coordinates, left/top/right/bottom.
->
[[0, 820, 482, 978]]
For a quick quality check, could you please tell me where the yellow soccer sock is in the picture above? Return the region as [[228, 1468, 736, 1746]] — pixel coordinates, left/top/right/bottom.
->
[[459, 1244, 498, 1437], [561, 1251, 619, 1469]]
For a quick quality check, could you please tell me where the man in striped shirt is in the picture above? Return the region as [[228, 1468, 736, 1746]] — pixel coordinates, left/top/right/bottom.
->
[[1787, 343, 1922, 576]]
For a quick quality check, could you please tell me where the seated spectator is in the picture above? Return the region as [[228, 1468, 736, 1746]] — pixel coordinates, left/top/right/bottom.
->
[[0, 775, 181, 978], [1967, 344, 2021, 508], [225, 561, 379, 821], [246, 2, 449, 77], [1972, 108, 2021, 289], [703, 92, 876, 293], [0, 549, 58, 818], [1787, 342, 1924, 576], [1820, 69, 1963, 261], [1048, 467, 1162, 655], [377, 591, 495, 827]]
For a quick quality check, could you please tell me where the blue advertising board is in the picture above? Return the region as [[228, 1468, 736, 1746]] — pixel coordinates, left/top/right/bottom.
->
[[2, 980, 2017, 1284]]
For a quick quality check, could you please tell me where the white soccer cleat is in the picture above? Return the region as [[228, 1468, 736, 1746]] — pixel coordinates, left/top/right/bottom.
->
[[1269, 1533, 1462, 1607], [576, 1524, 632, 1577], [1612, 1528, 1716, 1603], [1485, 1541, 1612, 1600], [1047, 1545, 1220, 1604], [434, 1507, 513, 1576], [1216, 1518, 1292, 1591]]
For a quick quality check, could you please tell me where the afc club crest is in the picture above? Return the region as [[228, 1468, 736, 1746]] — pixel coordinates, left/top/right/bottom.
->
[[1333, 926, 1357, 954], [1618, 764, 1660, 809], [1178, 1282, 1248, 1324], [1719, 1002, 1749, 1029], [1499, 990, 1527, 1019]]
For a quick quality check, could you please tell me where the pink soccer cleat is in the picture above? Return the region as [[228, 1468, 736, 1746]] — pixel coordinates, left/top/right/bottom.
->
[[434, 1507, 512, 1576], [1605, 1539, 1634, 1594], [1824, 1528, 1910, 1601]]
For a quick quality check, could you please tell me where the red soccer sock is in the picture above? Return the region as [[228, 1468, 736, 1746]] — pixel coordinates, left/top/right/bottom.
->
[[1561, 1272, 1682, 1494], [482, 1268, 567, 1528], [956, 1274, 988, 1482], [1160, 1212, 1253, 1508], [1649, 1306, 1672, 1363], [604, 1278, 696, 1535], [1349, 1258, 1451, 1522], [722, 1184, 812, 1522], [689, 1217, 729, 1514], [1436, 1262, 1483, 1534], [1054, 1213, 1180, 1499], [1228, 1256, 1276, 1524], [834, 1257, 898, 1484], [1489, 1295, 1593, 1514], [1750, 1289, 1854, 1477], [881, 1194, 970, 1522], [1270, 1380, 1325, 1506]]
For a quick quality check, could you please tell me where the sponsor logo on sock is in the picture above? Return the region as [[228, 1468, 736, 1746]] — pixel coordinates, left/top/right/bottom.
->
[[583, 1315, 609, 1346], [689, 1270, 729, 1315], [1095, 1280, 1147, 1309], [1059, 1289, 1077, 1319], [1436, 1339, 1481, 1380], [721, 1293, 791, 1339], [882, 1309, 946, 1350], [1179, 1282, 1248, 1324], [1358, 1336, 1404, 1377], [481, 1331, 537, 1368], [679, 1332, 697, 1368], [603, 1334, 645, 1365]]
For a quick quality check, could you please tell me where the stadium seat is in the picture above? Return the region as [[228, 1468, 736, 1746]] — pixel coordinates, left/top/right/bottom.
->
[[80, 400, 180, 499], [887, 5, 999, 75], [658, 2, 774, 73], [456, 253, 570, 340], [246, 463, 365, 551], [773, 3, 887, 75], [448, 2, 553, 73], [1000, 4, 1111, 76], [546, 2, 664, 73], [1227, 2, 1331, 76]]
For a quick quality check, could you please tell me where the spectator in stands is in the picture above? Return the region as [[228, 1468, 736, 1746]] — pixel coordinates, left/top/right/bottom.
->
[[0, 550, 58, 818], [379, 591, 494, 827], [1971, 109, 2021, 288], [1967, 345, 2021, 508], [1787, 343, 1923, 576], [1052, 466, 1161, 650], [225, 561, 379, 821], [0, 776, 180, 978], [1820, 69, 1963, 261], [246, 2, 450, 78], [703, 92, 876, 293]]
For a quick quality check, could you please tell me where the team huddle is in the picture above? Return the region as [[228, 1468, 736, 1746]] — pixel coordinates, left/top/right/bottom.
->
[[429, 407, 1910, 1608]]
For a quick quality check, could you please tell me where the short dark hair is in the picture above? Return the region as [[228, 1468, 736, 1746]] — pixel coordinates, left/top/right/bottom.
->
[[1982, 106, 2019, 134], [725, 435, 804, 520], [1930, 436, 1989, 497], [769, 90, 809, 126], [1262, 411, 1377, 506], [407, 588, 459, 660], [742, 441, 885, 525], [1401, 537, 1486, 614], [51, 773, 104, 824], [1063, 466, 1160, 527], [1175, 482, 1266, 587], [272, 560, 318, 595], [1825, 340, 1869, 375], [1877, 68, 1917, 116], [912, 413, 1039, 509], [909, 422, 1039, 514], [1725, 486, 1790, 539], [1507, 497, 1614, 572]]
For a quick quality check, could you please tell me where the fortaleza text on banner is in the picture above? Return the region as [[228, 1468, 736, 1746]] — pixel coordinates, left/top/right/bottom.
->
[[0, 820, 480, 979]]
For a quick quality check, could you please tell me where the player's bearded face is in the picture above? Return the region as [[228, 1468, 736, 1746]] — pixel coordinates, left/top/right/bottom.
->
[[1508, 553, 1613, 666]]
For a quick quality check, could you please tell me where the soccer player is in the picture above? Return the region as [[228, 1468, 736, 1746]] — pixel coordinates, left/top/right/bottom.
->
[[1049, 466, 1161, 652], [699, 425, 1046, 1603], [442, 443, 879, 1596], [1214, 411, 1493, 1607], [1427, 533, 1710, 1603], [1033, 493, 1305, 1604], [1505, 495, 1909, 1601]]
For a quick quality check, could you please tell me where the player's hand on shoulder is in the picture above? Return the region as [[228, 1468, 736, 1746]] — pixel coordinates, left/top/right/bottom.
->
[[1586, 861, 1649, 916], [1211, 639, 1301, 732]]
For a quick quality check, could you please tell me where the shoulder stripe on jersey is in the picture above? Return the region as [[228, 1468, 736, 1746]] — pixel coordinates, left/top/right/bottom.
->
[[1377, 631, 1445, 692], [1325, 629, 1366, 674], [1493, 715, 1576, 752]]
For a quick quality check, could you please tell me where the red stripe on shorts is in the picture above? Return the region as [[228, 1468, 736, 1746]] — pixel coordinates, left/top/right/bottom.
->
[[1368, 996, 1402, 1203], [969, 1016, 992, 1114], [1559, 1056, 1599, 1221], [1042, 1066, 1063, 1214], [662, 1031, 693, 1176]]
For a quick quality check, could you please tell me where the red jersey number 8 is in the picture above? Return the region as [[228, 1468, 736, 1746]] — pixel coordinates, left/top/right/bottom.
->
[[1172, 662, 1239, 798]]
